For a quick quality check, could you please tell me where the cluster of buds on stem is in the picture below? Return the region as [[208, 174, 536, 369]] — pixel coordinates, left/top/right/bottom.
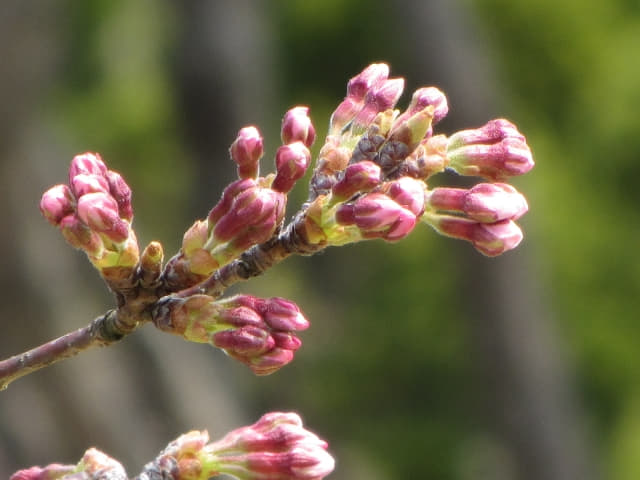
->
[[163, 108, 315, 290], [39, 153, 139, 278], [296, 63, 534, 255], [11, 413, 334, 480], [154, 294, 309, 375]]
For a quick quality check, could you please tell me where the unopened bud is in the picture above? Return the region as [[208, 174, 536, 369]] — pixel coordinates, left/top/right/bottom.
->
[[426, 215, 524, 256], [336, 192, 418, 242], [281, 106, 316, 148], [382, 176, 426, 216], [395, 87, 448, 127], [68, 152, 107, 183], [39, 184, 75, 226], [208, 412, 335, 480], [272, 141, 312, 193], [331, 161, 382, 200], [427, 182, 528, 223], [447, 119, 534, 180], [231, 126, 264, 179], [10, 464, 75, 480], [105, 170, 133, 221], [352, 78, 405, 130], [59, 215, 104, 257], [346, 63, 389, 100], [70, 173, 110, 197], [76, 192, 129, 243]]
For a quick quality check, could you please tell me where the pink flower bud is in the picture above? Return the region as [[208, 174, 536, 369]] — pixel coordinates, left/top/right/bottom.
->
[[105, 170, 133, 221], [331, 161, 382, 200], [70, 173, 110, 197], [346, 63, 389, 101], [209, 412, 335, 480], [39, 184, 75, 226], [395, 87, 448, 127], [212, 186, 285, 246], [213, 325, 275, 355], [430, 215, 524, 256], [383, 177, 426, 216], [76, 192, 129, 243], [336, 192, 418, 242], [76, 448, 126, 478], [353, 78, 405, 129], [230, 126, 264, 179], [258, 297, 310, 331], [429, 182, 529, 223], [10, 464, 75, 480], [281, 106, 316, 148], [272, 141, 312, 193], [447, 119, 534, 180], [68, 152, 107, 184], [59, 215, 104, 257], [208, 178, 257, 225]]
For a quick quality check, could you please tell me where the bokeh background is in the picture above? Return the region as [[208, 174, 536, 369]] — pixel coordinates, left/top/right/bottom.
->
[[1, 1, 639, 479]]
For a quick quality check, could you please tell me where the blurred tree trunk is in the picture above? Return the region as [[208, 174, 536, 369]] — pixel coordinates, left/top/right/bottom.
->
[[391, 1, 597, 479]]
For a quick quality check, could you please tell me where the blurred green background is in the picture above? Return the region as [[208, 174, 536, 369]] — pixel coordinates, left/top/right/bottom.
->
[[1, 1, 639, 479]]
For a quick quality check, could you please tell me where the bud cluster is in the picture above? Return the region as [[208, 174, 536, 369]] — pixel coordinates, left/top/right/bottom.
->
[[39, 153, 139, 272], [11, 413, 334, 480], [297, 63, 533, 255], [163, 109, 315, 290], [155, 294, 309, 375]]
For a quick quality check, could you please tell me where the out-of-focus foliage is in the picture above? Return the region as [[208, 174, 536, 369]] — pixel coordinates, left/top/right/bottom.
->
[[469, 1, 640, 478]]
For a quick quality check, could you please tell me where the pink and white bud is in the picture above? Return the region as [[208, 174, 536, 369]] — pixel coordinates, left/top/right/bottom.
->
[[159, 294, 308, 375], [352, 78, 405, 130], [430, 215, 524, 256], [346, 63, 389, 101], [59, 215, 104, 257], [231, 126, 264, 179], [382, 176, 426, 216], [272, 141, 312, 193], [428, 183, 528, 223], [331, 160, 382, 200], [208, 412, 335, 480], [447, 119, 534, 181], [212, 186, 285, 249], [76, 448, 126, 479], [105, 170, 133, 221], [10, 464, 75, 480], [208, 178, 257, 225], [68, 152, 107, 183], [39, 184, 75, 226], [395, 87, 448, 127], [281, 106, 316, 148], [76, 192, 129, 243], [336, 192, 418, 242], [70, 173, 110, 198]]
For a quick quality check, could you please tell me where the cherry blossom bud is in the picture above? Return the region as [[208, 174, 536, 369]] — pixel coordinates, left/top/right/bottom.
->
[[59, 215, 104, 257], [346, 63, 389, 100], [427, 182, 528, 223], [331, 161, 382, 200], [281, 106, 316, 148], [76, 192, 129, 243], [272, 141, 312, 193], [427, 215, 524, 256], [76, 448, 126, 479], [70, 173, 110, 197], [156, 294, 308, 375], [182, 219, 209, 256], [395, 86, 448, 127], [39, 184, 75, 226], [230, 126, 264, 179], [447, 119, 534, 180], [208, 412, 335, 480], [352, 78, 405, 130], [68, 152, 107, 183], [336, 192, 418, 242], [10, 464, 75, 480], [208, 178, 257, 225], [382, 176, 426, 216], [105, 170, 133, 221]]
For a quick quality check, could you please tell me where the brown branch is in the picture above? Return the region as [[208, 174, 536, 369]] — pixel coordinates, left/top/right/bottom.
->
[[0, 310, 123, 390]]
